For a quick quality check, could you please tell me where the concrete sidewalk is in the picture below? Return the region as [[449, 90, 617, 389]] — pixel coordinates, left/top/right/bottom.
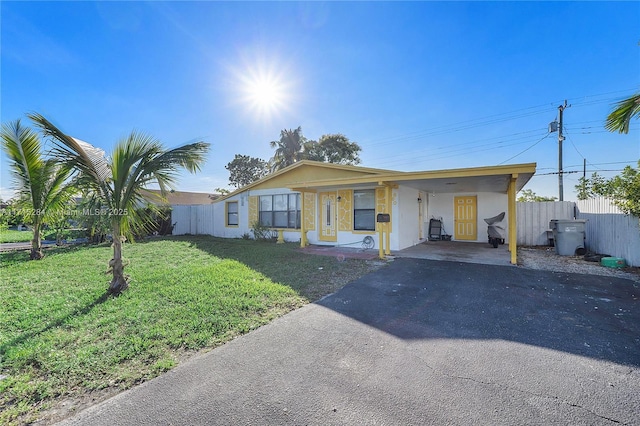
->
[[58, 258, 640, 425]]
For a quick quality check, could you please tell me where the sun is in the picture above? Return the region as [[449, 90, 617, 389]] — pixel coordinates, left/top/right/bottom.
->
[[231, 56, 294, 120], [245, 77, 284, 112]]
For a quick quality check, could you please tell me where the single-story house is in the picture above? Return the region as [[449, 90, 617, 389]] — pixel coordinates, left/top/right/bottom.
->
[[172, 160, 536, 264]]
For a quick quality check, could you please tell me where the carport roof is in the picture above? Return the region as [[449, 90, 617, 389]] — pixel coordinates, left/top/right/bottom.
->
[[288, 162, 536, 194]]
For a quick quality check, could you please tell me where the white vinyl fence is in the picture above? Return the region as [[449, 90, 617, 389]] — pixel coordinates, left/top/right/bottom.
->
[[171, 204, 215, 236], [517, 198, 640, 266], [575, 198, 640, 267], [516, 201, 575, 246]]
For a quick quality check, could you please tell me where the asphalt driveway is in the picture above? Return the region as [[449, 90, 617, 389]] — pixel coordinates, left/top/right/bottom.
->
[[59, 258, 640, 425]]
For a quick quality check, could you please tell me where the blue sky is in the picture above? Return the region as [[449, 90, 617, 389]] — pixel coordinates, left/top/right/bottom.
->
[[2, 1, 639, 201]]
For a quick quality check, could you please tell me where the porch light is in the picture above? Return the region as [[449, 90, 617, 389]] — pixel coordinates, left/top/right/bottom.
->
[[337, 196, 342, 202], [417, 197, 422, 203]]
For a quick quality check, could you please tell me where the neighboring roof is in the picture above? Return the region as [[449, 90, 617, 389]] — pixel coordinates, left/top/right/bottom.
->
[[142, 189, 220, 205], [216, 161, 537, 200]]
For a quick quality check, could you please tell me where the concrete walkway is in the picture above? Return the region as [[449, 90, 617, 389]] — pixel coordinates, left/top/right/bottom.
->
[[57, 258, 639, 425]]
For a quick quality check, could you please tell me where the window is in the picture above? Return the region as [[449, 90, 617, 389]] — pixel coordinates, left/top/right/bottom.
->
[[354, 189, 375, 231], [226, 201, 238, 226], [259, 194, 300, 229]]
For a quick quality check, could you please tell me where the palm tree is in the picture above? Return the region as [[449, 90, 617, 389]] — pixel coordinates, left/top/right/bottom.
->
[[30, 113, 210, 295], [1, 119, 74, 259], [269, 127, 306, 171], [605, 93, 640, 134]]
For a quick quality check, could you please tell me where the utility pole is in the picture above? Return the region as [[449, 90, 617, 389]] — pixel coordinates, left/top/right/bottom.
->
[[557, 100, 569, 201]]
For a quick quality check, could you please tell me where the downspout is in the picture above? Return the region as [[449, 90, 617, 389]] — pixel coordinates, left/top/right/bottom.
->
[[508, 174, 518, 264]]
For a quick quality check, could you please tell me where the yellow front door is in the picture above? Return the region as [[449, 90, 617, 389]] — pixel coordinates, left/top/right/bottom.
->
[[454, 196, 477, 240], [319, 192, 337, 242]]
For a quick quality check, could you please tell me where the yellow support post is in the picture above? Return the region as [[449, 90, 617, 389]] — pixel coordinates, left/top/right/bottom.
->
[[300, 191, 306, 247], [508, 174, 518, 264], [277, 229, 285, 244], [385, 185, 391, 255], [378, 226, 385, 259]]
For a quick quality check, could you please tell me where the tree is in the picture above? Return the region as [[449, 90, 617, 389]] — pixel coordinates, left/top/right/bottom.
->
[[303, 133, 361, 165], [214, 187, 231, 195], [516, 189, 557, 202], [1, 119, 75, 259], [606, 163, 640, 217], [225, 154, 269, 188], [575, 172, 610, 200], [575, 163, 640, 217], [269, 127, 306, 171], [30, 113, 210, 295], [605, 93, 640, 134]]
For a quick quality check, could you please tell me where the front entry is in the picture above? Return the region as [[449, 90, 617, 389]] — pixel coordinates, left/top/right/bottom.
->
[[454, 196, 477, 240], [319, 192, 337, 242]]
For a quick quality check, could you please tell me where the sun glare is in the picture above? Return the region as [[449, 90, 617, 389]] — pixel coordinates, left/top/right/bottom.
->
[[246, 77, 284, 111], [232, 57, 294, 120]]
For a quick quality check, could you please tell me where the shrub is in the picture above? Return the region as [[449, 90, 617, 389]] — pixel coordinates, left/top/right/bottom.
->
[[250, 220, 277, 242]]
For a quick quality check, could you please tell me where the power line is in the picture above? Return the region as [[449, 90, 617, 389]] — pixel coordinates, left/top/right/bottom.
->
[[497, 132, 551, 165], [361, 88, 637, 149], [533, 169, 627, 176], [365, 127, 547, 166], [360, 88, 638, 170]]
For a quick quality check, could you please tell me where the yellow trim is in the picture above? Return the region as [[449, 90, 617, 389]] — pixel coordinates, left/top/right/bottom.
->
[[287, 163, 537, 189], [337, 189, 353, 231], [216, 160, 399, 202], [303, 192, 316, 231], [225, 200, 239, 228], [375, 187, 386, 232], [300, 191, 306, 247], [385, 185, 391, 255], [248, 196, 258, 226], [508, 174, 518, 265]]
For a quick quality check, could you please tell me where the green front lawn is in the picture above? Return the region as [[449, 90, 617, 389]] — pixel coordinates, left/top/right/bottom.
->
[[0, 229, 33, 243], [0, 236, 383, 424]]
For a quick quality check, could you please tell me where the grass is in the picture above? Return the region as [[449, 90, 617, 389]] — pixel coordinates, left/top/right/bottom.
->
[[0, 228, 87, 243], [0, 235, 384, 425], [0, 229, 33, 243]]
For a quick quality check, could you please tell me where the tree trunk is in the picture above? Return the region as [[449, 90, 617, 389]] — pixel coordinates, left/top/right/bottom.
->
[[30, 222, 44, 260], [108, 221, 129, 295]]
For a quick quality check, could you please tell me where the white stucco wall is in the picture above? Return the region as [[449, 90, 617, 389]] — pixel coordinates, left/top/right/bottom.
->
[[393, 186, 424, 250]]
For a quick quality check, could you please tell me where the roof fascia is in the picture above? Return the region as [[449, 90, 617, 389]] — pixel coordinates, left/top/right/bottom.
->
[[286, 163, 537, 189], [216, 160, 400, 202]]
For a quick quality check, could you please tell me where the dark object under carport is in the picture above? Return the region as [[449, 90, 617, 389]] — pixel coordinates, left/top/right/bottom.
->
[[549, 219, 587, 256], [428, 218, 442, 241]]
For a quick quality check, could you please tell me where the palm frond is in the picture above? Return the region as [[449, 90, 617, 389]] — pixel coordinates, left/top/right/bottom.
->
[[28, 113, 112, 195], [1, 120, 44, 199], [605, 93, 640, 134]]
